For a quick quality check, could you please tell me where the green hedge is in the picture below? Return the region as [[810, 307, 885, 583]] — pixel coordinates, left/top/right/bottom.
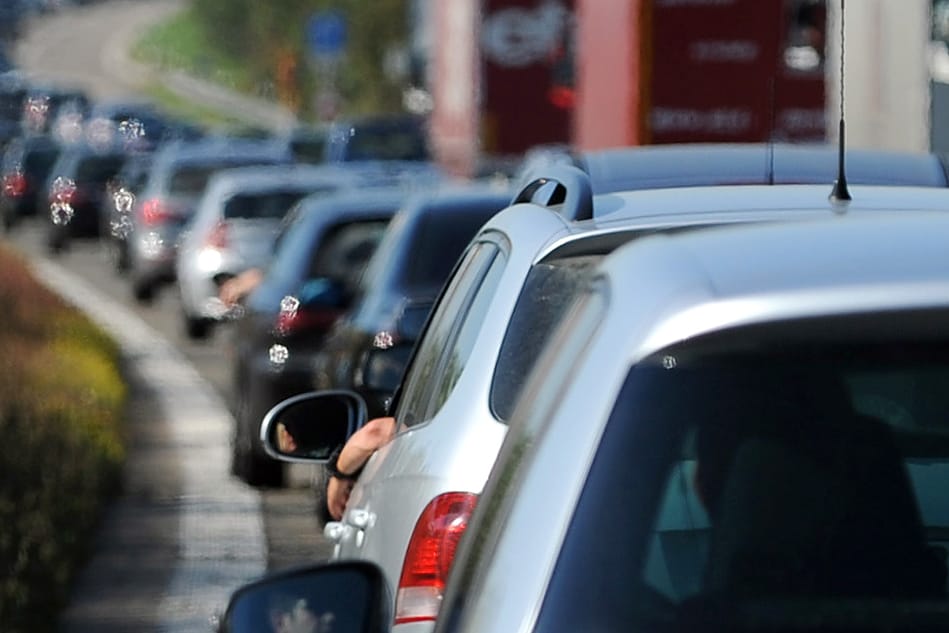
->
[[0, 246, 126, 633]]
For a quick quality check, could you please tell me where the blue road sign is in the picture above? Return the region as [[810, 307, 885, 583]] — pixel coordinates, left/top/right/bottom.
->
[[307, 11, 347, 58]]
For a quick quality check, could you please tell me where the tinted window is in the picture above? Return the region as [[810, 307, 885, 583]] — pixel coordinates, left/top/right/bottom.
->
[[0, 89, 26, 122], [76, 155, 125, 184], [395, 241, 501, 428], [537, 326, 949, 632], [223, 189, 324, 220], [119, 159, 152, 193], [490, 255, 600, 421], [308, 220, 391, 290], [343, 126, 428, 161], [290, 133, 327, 164], [168, 165, 221, 196], [23, 147, 60, 178], [403, 207, 499, 290]]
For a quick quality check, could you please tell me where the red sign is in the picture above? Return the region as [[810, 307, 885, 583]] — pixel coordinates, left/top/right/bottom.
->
[[649, 0, 825, 144], [480, 0, 574, 155]]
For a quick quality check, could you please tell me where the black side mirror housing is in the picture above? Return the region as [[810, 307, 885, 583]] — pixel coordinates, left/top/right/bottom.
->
[[260, 390, 368, 463], [220, 560, 391, 633]]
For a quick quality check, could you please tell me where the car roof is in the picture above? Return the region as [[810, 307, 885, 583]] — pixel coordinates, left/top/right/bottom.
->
[[202, 163, 363, 195], [402, 183, 513, 215], [152, 137, 290, 164], [592, 183, 949, 223], [598, 210, 949, 360], [294, 186, 411, 217], [519, 143, 949, 193], [478, 183, 949, 268]]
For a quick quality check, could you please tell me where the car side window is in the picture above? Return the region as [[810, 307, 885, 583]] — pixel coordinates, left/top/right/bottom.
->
[[307, 220, 390, 291], [395, 239, 506, 428]]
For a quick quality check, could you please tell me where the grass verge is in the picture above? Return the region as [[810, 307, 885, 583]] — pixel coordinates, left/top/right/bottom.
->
[[0, 245, 126, 633], [132, 5, 253, 94]]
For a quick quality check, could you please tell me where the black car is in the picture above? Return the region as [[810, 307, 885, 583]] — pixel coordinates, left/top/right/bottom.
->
[[310, 185, 512, 419], [229, 188, 407, 487], [0, 133, 61, 229], [44, 143, 128, 253]]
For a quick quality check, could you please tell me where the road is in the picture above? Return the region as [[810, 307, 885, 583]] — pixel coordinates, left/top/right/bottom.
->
[[5, 1, 332, 629]]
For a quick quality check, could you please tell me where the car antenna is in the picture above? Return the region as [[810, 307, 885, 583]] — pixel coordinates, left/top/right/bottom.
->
[[767, 78, 776, 185], [830, 0, 851, 202]]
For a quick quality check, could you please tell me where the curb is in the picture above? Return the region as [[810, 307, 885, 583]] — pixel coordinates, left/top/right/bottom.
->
[[32, 257, 267, 631]]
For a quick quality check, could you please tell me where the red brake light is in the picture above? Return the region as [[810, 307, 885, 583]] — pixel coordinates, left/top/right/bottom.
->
[[395, 492, 478, 625], [2, 172, 26, 197], [273, 307, 342, 337], [141, 198, 175, 225]]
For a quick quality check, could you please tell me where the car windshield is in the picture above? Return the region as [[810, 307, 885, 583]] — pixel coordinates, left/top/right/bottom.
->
[[168, 164, 225, 196], [402, 206, 500, 292], [222, 189, 323, 221], [343, 125, 429, 161], [536, 313, 949, 632]]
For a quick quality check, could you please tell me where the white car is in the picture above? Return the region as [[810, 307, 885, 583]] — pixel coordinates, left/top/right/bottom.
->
[[175, 164, 360, 339]]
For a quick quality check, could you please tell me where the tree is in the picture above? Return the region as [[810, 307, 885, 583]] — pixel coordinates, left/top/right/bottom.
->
[[189, 0, 411, 118]]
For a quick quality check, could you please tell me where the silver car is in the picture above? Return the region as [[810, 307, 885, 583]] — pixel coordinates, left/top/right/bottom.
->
[[175, 164, 361, 339], [257, 172, 949, 631], [240, 205, 949, 633]]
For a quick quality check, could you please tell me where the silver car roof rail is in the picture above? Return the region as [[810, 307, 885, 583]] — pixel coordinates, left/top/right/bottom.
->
[[511, 164, 594, 222]]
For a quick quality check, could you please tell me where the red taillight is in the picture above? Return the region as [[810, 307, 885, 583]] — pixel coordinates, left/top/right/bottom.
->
[[2, 172, 26, 197], [205, 221, 229, 249], [141, 198, 175, 225], [395, 492, 478, 625], [273, 307, 342, 337]]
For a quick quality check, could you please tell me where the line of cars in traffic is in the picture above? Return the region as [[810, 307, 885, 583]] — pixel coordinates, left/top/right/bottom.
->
[[217, 144, 949, 633], [11, 58, 949, 633]]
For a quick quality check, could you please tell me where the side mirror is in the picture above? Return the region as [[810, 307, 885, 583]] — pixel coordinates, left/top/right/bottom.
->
[[220, 560, 391, 633], [260, 390, 368, 463]]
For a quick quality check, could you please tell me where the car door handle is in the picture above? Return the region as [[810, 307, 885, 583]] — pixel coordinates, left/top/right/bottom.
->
[[323, 521, 353, 543], [347, 508, 374, 529]]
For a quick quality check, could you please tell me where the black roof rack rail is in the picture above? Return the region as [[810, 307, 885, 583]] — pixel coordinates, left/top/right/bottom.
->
[[511, 163, 594, 222]]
